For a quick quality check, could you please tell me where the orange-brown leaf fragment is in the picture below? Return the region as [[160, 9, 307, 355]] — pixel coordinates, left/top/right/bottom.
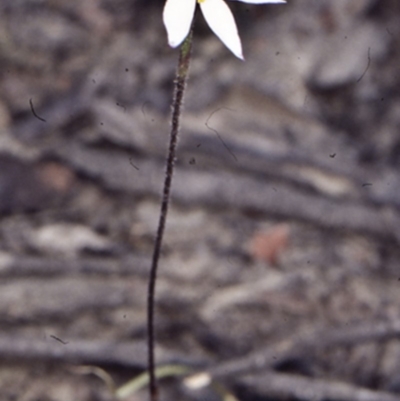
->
[[248, 223, 290, 267]]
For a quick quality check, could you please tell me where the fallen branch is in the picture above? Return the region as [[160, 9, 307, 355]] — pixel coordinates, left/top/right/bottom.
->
[[207, 319, 400, 379], [0, 336, 203, 369], [238, 371, 400, 401]]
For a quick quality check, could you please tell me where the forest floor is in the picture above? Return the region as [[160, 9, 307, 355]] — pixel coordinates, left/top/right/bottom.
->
[[1, 0, 400, 400]]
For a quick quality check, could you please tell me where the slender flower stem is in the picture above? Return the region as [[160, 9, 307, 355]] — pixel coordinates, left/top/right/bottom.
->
[[147, 31, 193, 401]]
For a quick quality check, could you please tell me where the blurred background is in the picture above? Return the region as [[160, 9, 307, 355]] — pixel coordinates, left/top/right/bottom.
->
[[1, 0, 400, 400]]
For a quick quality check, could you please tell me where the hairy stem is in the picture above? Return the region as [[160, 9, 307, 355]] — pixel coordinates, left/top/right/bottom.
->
[[147, 32, 193, 401]]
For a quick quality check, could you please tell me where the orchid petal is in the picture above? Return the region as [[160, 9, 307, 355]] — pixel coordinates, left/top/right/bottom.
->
[[199, 0, 243, 59], [163, 0, 196, 47]]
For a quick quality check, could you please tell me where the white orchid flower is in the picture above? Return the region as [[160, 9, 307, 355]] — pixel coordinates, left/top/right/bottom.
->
[[163, 0, 285, 60]]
